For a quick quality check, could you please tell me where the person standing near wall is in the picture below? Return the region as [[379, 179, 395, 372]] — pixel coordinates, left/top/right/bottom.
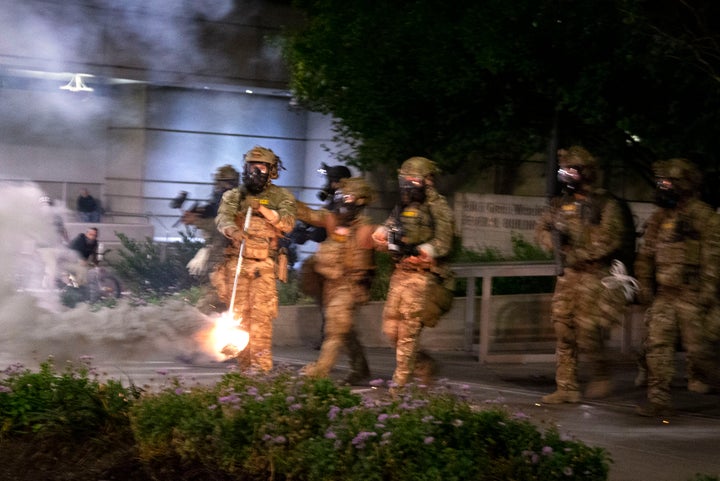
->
[[76, 188, 101, 222], [534, 146, 630, 403], [215, 146, 296, 372], [634, 158, 720, 417], [182, 164, 240, 313], [298, 177, 375, 384], [372, 157, 455, 393]]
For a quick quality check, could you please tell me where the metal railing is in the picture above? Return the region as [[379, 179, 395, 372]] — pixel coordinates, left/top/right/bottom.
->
[[451, 261, 561, 363]]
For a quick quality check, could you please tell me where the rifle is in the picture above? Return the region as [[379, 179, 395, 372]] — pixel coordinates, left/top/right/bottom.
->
[[546, 124, 564, 276]]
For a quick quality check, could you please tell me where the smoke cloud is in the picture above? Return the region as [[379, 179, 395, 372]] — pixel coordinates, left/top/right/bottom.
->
[[0, 182, 216, 369]]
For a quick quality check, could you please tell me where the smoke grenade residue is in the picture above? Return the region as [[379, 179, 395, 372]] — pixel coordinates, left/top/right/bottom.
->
[[0, 182, 214, 368]]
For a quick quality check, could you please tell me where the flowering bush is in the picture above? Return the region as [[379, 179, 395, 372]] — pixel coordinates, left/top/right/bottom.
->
[[0, 359, 612, 480], [0, 357, 139, 438], [130, 367, 611, 481]]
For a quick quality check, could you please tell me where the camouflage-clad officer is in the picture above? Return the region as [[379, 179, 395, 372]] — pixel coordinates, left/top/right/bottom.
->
[[216, 146, 296, 372], [299, 177, 376, 384], [372, 157, 455, 391], [634, 158, 720, 417], [535, 146, 630, 403], [182, 164, 239, 313]]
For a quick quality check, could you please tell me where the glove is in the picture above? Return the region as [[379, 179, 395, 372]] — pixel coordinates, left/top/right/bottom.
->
[[245, 196, 261, 211], [186, 247, 210, 275], [231, 230, 246, 246]]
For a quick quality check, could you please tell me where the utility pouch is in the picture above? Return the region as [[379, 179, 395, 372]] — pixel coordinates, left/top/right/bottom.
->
[[276, 247, 289, 283]]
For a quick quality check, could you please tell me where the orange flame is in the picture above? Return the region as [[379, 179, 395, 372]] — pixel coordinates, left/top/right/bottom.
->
[[201, 311, 249, 360]]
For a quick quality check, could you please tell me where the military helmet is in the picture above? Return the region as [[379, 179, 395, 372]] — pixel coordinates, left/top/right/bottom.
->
[[558, 146, 596, 168], [336, 177, 375, 205], [557, 145, 598, 188], [321, 163, 352, 183], [214, 164, 239, 182], [653, 158, 701, 192], [398, 156, 440, 178], [244, 146, 282, 179]]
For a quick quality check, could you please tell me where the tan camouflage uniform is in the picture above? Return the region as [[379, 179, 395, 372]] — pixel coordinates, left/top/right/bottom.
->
[[375, 157, 454, 389], [635, 159, 720, 412], [216, 148, 296, 372], [535, 146, 629, 403], [182, 165, 239, 313], [297, 178, 376, 383]]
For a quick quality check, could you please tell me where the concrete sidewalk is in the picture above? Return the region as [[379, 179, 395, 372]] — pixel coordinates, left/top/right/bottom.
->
[[274, 345, 720, 481]]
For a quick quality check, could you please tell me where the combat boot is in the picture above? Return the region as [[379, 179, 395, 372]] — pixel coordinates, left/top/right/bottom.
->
[[344, 371, 371, 386], [635, 401, 674, 417], [414, 351, 437, 387], [585, 380, 612, 399], [687, 379, 711, 394], [541, 389, 581, 404], [345, 352, 371, 385]]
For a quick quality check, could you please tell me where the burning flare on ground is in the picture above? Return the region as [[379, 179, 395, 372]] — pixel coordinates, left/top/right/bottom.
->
[[202, 311, 249, 360]]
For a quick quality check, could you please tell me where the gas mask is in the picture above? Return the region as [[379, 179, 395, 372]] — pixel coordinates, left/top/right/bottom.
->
[[242, 162, 269, 194], [399, 175, 426, 205], [557, 165, 583, 192], [332, 190, 363, 226], [654, 178, 681, 208]]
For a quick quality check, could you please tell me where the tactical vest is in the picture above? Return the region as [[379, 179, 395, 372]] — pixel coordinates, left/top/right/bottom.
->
[[314, 221, 375, 279], [234, 196, 280, 260], [390, 202, 434, 253], [654, 212, 701, 288]]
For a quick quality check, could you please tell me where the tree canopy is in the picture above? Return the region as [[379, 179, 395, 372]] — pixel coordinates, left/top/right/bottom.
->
[[281, 0, 720, 190]]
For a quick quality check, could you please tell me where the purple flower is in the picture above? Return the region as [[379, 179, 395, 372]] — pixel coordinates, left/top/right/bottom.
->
[[246, 386, 258, 396], [541, 446, 553, 456], [328, 405, 341, 421], [218, 393, 240, 404], [289, 403, 302, 411], [324, 430, 337, 439], [0, 385, 12, 394], [369, 378, 385, 387], [424, 436, 435, 444], [175, 388, 184, 395], [208, 404, 218, 410], [286, 395, 295, 403], [377, 413, 389, 422], [273, 435, 287, 444], [351, 431, 377, 449]]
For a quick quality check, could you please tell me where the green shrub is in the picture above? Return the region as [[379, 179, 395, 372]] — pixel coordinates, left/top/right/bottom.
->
[[109, 231, 204, 297], [0, 357, 139, 438], [449, 234, 555, 296], [130, 369, 611, 481]]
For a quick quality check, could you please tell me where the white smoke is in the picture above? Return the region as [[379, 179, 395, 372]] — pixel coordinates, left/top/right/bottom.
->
[[0, 182, 216, 368]]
